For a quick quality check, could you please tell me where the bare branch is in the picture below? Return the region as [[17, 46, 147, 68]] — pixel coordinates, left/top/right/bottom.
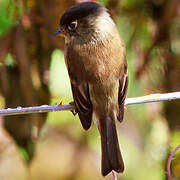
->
[[0, 91, 180, 117], [125, 91, 180, 105], [166, 144, 180, 180], [112, 170, 117, 180]]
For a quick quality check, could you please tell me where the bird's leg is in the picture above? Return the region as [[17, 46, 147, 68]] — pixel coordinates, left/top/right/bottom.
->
[[69, 101, 77, 116]]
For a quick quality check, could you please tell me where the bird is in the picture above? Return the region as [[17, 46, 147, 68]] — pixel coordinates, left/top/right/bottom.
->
[[54, 1, 128, 176]]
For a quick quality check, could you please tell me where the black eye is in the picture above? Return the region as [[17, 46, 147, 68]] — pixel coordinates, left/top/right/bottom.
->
[[68, 20, 77, 31]]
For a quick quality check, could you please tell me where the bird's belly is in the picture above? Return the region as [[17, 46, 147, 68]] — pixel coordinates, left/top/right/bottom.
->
[[89, 79, 119, 116]]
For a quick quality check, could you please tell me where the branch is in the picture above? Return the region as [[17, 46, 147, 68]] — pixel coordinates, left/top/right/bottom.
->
[[166, 144, 180, 180], [0, 91, 180, 116], [112, 171, 117, 180]]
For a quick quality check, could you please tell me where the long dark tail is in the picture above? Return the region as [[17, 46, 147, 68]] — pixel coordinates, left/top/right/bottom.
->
[[100, 116, 124, 176]]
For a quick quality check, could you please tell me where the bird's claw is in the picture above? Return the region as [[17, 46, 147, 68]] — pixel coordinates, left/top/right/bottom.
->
[[71, 110, 77, 116], [69, 101, 77, 116]]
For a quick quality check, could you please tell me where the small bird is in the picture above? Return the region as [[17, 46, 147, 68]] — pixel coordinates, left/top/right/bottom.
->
[[54, 2, 128, 176]]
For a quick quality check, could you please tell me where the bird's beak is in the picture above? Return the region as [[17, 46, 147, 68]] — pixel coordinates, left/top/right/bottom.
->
[[52, 29, 64, 37]]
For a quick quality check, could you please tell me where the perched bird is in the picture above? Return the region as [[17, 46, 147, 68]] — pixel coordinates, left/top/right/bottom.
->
[[54, 2, 128, 176]]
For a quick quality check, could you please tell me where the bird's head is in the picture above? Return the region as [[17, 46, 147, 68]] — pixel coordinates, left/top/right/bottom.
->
[[54, 2, 115, 44]]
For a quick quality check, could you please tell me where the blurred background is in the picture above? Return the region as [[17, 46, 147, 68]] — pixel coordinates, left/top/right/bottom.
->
[[0, 0, 180, 179]]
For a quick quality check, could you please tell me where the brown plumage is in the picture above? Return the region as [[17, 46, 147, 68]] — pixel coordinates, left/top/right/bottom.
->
[[55, 2, 128, 176]]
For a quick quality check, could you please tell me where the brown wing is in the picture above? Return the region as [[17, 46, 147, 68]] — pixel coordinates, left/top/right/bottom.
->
[[117, 64, 128, 122], [64, 45, 93, 130], [71, 82, 93, 130]]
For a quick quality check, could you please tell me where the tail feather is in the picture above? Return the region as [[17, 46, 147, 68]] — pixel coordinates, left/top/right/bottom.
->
[[100, 116, 124, 176]]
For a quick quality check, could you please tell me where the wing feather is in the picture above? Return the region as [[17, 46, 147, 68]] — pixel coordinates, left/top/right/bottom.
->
[[117, 64, 128, 122], [71, 82, 93, 130]]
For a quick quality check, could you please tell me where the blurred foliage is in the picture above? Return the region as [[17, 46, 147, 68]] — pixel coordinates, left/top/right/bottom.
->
[[0, 0, 179, 180], [0, 0, 15, 36]]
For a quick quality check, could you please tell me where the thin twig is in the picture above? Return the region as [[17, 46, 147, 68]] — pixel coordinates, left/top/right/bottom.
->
[[0, 91, 179, 116], [166, 145, 180, 180], [112, 170, 117, 180]]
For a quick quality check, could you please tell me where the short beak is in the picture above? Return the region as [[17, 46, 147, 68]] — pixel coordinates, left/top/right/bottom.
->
[[52, 29, 64, 37]]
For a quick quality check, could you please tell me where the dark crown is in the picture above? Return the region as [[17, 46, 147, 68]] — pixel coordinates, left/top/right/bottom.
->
[[60, 2, 104, 27]]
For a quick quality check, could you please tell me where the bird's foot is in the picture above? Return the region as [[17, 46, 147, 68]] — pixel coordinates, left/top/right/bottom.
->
[[69, 101, 77, 116]]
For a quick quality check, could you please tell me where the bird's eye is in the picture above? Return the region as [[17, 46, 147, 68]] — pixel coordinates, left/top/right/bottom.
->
[[68, 20, 77, 31]]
